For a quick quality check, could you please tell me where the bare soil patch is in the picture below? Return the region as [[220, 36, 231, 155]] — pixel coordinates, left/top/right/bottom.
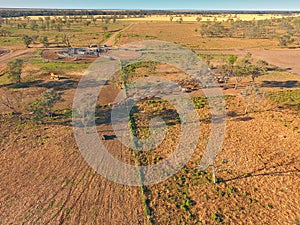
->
[[42, 49, 99, 63]]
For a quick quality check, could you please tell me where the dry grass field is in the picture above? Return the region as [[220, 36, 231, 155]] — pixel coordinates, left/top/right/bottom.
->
[[117, 22, 279, 50], [0, 12, 299, 225], [123, 13, 300, 22]]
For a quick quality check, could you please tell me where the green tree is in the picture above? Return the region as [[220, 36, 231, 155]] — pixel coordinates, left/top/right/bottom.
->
[[228, 55, 238, 66], [247, 64, 266, 82], [6, 59, 23, 83], [227, 54, 238, 77], [22, 34, 32, 48], [233, 57, 251, 89], [40, 36, 49, 48], [233, 55, 266, 88], [31, 88, 63, 121]]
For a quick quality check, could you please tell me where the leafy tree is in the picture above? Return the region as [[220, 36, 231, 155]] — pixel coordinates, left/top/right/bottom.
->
[[6, 59, 24, 83], [38, 17, 44, 24], [233, 55, 266, 88], [31, 88, 63, 121], [41, 89, 62, 113], [279, 34, 294, 46], [228, 55, 238, 66], [40, 36, 49, 48], [29, 20, 38, 30], [21, 22, 27, 29], [233, 57, 251, 89], [22, 35, 33, 48], [247, 64, 266, 82]]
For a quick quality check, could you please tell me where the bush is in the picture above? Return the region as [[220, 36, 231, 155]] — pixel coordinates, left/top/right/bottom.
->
[[211, 213, 224, 223]]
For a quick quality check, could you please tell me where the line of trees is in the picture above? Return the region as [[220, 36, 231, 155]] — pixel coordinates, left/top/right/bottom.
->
[[1, 9, 299, 18], [199, 17, 300, 47], [1, 15, 118, 32], [21, 33, 72, 48]]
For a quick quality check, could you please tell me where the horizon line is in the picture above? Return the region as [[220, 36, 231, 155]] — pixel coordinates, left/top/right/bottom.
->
[[0, 7, 300, 12]]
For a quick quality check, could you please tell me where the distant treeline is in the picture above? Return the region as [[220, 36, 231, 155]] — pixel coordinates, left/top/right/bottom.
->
[[0, 9, 300, 18]]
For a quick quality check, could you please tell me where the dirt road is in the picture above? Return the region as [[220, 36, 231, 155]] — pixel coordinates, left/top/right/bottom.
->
[[0, 48, 37, 72], [105, 23, 135, 47]]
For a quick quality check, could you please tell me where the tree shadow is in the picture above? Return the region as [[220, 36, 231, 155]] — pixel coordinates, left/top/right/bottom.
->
[[76, 78, 108, 89], [224, 159, 299, 183], [102, 134, 117, 140], [38, 79, 78, 91], [233, 116, 254, 122], [0, 78, 41, 89], [261, 80, 300, 88], [227, 111, 238, 117], [95, 108, 112, 125], [3, 79, 78, 91]]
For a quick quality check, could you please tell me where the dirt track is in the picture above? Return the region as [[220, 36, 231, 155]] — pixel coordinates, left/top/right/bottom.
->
[[0, 47, 40, 72], [0, 49, 29, 70], [105, 23, 135, 47]]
